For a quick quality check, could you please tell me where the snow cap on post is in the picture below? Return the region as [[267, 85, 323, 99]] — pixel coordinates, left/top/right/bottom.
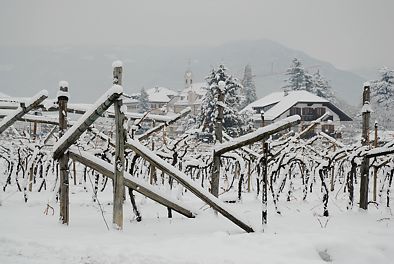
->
[[112, 60, 123, 68], [57, 81, 69, 100], [363, 81, 371, 87], [112, 61, 123, 85]]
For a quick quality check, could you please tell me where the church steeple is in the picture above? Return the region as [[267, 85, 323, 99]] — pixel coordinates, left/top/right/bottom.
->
[[184, 59, 193, 89]]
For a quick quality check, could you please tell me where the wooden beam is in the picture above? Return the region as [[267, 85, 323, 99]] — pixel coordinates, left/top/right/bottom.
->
[[366, 148, 394, 159], [297, 112, 329, 139], [68, 149, 195, 218], [0, 90, 48, 134], [125, 138, 254, 233], [215, 115, 301, 155], [52, 85, 123, 160]]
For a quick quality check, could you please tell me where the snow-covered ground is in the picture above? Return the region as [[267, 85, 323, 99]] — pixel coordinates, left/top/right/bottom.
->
[[1, 184, 393, 264]]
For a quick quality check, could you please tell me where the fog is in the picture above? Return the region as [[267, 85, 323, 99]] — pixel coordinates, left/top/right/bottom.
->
[[1, 0, 393, 70]]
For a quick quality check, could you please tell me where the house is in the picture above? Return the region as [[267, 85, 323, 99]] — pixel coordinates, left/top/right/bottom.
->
[[125, 68, 208, 116], [124, 86, 180, 114], [173, 82, 208, 115], [242, 90, 352, 138]]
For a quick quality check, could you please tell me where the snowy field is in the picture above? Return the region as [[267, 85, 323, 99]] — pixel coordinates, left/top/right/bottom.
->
[[1, 184, 393, 264]]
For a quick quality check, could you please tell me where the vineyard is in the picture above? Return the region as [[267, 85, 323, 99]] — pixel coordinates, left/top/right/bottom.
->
[[0, 62, 393, 263]]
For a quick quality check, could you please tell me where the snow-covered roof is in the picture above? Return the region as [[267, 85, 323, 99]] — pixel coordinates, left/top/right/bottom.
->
[[243, 90, 352, 121], [146, 86, 178, 103]]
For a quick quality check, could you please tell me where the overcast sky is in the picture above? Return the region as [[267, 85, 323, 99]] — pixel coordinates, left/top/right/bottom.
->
[[1, 0, 393, 70]]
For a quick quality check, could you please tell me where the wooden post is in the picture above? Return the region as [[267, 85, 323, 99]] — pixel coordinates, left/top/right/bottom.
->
[[360, 83, 371, 210], [373, 121, 378, 201], [211, 81, 225, 197], [73, 161, 77, 185], [247, 158, 251, 192], [58, 81, 69, 225], [330, 144, 336, 191], [32, 120, 37, 140], [262, 142, 268, 226], [112, 61, 125, 230], [150, 120, 157, 185]]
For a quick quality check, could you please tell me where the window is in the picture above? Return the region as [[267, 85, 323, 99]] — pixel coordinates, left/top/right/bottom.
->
[[290, 107, 301, 116], [316, 107, 326, 117], [302, 107, 315, 121]]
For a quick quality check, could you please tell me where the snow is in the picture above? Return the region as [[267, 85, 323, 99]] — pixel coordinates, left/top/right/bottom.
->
[[112, 60, 123, 68], [1, 190, 393, 264], [58, 80, 69, 88], [120, 104, 127, 114], [361, 101, 374, 113], [364, 81, 371, 87]]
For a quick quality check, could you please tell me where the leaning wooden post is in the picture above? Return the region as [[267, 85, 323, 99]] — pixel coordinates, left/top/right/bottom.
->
[[360, 82, 371, 210], [58, 81, 70, 224], [373, 121, 378, 201], [112, 61, 125, 229], [211, 81, 225, 197]]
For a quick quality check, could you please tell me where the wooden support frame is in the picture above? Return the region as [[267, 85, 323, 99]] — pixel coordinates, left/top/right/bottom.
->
[[125, 138, 254, 233], [214, 115, 301, 156], [52, 85, 123, 160], [210, 116, 301, 198], [69, 149, 195, 218], [0, 90, 48, 134]]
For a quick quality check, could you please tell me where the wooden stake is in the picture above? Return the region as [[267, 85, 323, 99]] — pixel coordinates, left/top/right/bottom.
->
[[262, 142, 268, 226], [360, 84, 371, 210], [211, 81, 225, 197], [247, 158, 251, 192], [373, 122, 378, 201], [112, 62, 125, 230], [73, 161, 77, 185], [58, 81, 69, 225]]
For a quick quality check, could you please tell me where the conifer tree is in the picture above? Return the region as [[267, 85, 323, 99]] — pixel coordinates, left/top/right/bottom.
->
[[137, 87, 150, 113], [240, 64, 257, 109], [197, 64, 253, 138], [312, 70, 336, 103], [283, 58, 306, 91], [371, 67, 394, 128]]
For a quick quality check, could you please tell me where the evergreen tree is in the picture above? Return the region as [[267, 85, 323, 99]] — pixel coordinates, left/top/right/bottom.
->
[[197, 64, 253, 138], [283, 58, 306, 91], [312, 70, 336, 103], [370, 67, 394, 129], [137, 87, 150, 113], [240, 64, 257, 109], [304, 72, 314, 93]]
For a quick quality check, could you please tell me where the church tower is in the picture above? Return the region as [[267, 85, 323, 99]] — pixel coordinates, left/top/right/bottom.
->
[[184, 60, 193, 89]]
